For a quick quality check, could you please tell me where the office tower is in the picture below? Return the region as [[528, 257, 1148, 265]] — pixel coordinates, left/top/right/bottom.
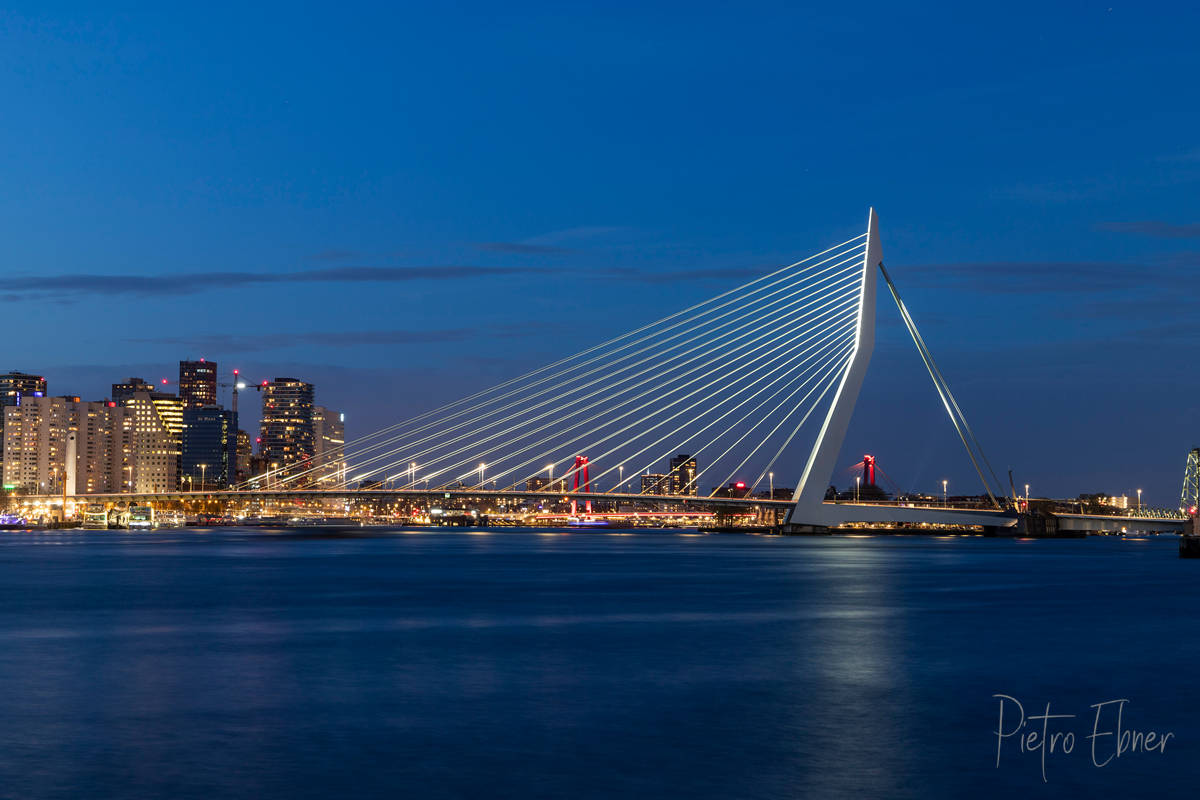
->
[[111, 377, 156, 403], [0, 371, 47, 408], [312, 406, 346, 487], [260, 378, 315, 476], [669, 454, 698, 496], [181, 406, 238, 490], [178, 359, 218, 409], [641, 473, 669, 495]]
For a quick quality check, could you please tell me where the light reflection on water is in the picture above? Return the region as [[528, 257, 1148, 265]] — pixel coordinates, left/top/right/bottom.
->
[[0, 528, 1194, 799]]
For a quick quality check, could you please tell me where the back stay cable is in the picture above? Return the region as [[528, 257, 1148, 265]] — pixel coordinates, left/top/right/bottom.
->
[[878, 262, 1005, 508]]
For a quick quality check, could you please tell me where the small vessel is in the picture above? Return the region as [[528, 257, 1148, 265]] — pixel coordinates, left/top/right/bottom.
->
[[128, 505, 156, 529], [82, 504, 109, 530], [567, 517, 612, 528]]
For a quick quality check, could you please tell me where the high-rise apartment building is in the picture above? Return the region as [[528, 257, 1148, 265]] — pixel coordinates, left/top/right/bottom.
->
[[75, 400, 127, 494], [312, 406, 345, 486], [178, 359, 218, 409], [2, 396, 78, 493], [3, 390, 181, 495], [260, 378, 315, 475], [669, 454, 698, 496], [181, 406, 237, 490]]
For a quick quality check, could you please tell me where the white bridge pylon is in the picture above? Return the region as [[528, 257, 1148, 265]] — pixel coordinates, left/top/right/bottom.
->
[[787, 209, 1015, 529]]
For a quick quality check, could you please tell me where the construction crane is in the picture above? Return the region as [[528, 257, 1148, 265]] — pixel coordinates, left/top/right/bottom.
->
[[215, 369, 248, 414], [216, 369, 271, 415]]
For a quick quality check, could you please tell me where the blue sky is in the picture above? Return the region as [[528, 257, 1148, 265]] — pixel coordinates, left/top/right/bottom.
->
[[2, 2, 1198, 502]]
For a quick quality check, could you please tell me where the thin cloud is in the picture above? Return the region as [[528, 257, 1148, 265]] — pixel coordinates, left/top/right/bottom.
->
[[1097, 221, 1200, 239], [601, 266, 764, 284], [890, 260, 1194, 293], [311, 249, 362, 261], [0, 265, 556, 298], [475, 242, 574, 255], [474, 225, 632, 255]]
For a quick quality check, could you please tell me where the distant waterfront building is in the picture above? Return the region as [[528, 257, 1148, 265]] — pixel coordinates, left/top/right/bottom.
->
[[669, 454, 698, 496], [641, 473, 669, 495], [181, 406, 237, 490], [0, 371, 47, 408], [178, 359, 218, 409], [260, 378, 316, 477], [2, 391, 185, 495], [2, 396, 78, 493], [526, 476, 566, 493], [235, 429, 252, 484], [75, 400, 127, 494], [111, 378, 184, 435], [121, 391, 179, 493], [312, 406, 345, 487], [720, 480, 750, 499], [111, 377, 156, 404], [111, 380, 183, 488]]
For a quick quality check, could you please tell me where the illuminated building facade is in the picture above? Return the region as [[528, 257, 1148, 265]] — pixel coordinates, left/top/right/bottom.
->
[[235, 429, 252, 484], [181, 406, 237, 489], [2, 396, 78, 493], [669, 454, 698, 496], [641, 473, 669, 495], [111, 377, 156, 403], [0, 371, 47, 408], [260, 378, 316, 476], [178, 359, 218, 408], [312, 406, 345, 487], [121, 391, 179, 493]]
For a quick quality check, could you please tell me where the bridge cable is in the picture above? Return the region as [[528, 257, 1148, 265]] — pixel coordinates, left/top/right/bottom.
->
[[878, 262, 1004, 508]]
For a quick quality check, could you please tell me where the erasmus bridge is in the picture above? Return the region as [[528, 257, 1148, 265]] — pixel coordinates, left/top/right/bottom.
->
[[51, 208, 1077, 532]]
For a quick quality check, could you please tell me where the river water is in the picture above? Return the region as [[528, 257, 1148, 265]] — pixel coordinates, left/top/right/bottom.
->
[[0, 528, 1195, 799]]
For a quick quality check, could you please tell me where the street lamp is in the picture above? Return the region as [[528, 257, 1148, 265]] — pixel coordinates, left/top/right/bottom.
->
[[942, 479, 948, 505], [1025, 483, 1030, 506], [547, 464, 554, 491], [855, 475, 861, 502], [1137, 488, 1142, 511], [199, 463, 208, 492], [479, 462, 486, 488], [769, 472, 774, 499]]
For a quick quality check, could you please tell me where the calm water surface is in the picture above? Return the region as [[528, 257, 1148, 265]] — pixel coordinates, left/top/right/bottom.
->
[[0, 528, 1195, 799]]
